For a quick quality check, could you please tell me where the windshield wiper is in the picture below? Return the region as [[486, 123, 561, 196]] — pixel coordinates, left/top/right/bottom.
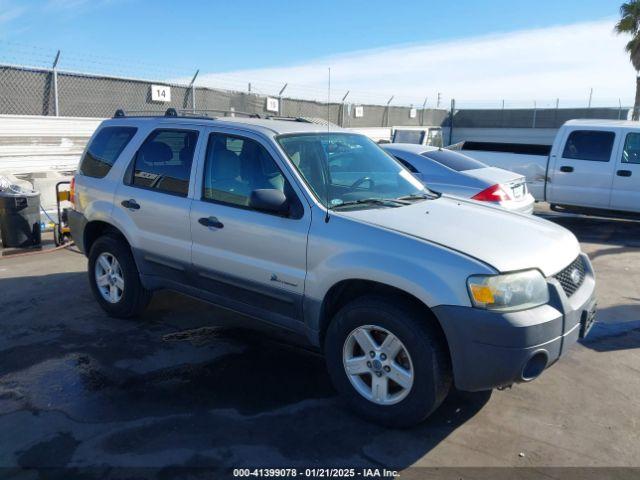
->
[[330, 197, 409, 210], [396, 192, 439, 202]]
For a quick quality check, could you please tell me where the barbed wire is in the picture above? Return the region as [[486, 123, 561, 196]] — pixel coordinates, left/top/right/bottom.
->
[[0, 40, 634, 111]]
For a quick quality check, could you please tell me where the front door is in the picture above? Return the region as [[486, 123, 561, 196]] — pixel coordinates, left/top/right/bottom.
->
[[547, 128, 618, 209], [610, 130, 640, 213], [189, 129, 311, 329], [114, 126, 203, 282]]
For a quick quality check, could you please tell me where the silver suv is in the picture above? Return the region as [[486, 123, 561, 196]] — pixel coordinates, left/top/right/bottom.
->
[[69, 110, 597, 427]]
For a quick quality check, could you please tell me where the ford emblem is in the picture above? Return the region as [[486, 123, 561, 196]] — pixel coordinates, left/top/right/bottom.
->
[[570, 268, 581, 285]]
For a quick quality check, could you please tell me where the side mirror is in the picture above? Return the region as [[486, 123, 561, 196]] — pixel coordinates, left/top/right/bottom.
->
[[249, 189, 289, 215]]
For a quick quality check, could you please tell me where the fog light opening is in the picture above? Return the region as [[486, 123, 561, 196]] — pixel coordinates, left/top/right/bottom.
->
[[521, 351, 548, 381]]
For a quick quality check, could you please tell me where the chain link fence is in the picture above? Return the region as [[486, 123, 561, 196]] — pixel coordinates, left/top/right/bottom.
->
[[0, 64, 449, 127], [0, 63, 632, 128]]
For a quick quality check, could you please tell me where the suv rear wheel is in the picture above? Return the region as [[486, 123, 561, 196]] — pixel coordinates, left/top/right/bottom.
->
[[324, 295, 451, 427], [88, 235, 151, 318]]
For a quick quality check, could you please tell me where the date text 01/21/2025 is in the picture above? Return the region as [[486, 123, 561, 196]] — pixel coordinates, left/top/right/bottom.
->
[[232, 468, 400, 478]]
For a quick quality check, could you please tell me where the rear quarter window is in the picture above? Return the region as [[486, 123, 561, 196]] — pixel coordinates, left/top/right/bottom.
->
[[79, 126, 137, 178]]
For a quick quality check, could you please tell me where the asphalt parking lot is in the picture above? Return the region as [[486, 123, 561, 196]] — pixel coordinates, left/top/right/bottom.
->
[[1, 205, 639, 478]]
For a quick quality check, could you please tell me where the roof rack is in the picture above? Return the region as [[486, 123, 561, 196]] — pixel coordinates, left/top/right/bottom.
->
[[113, 108, 261, 119]]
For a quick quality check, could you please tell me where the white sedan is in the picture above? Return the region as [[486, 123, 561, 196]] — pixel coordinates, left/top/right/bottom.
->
[[383, 143, 535, 214]]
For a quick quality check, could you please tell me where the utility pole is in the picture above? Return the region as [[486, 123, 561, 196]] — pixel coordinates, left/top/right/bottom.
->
[[436, 92, 442, 109], [248, 82, 251, 93]]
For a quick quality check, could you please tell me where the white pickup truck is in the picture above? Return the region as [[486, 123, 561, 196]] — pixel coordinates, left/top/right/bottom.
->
[[458, 120, 640, 215]]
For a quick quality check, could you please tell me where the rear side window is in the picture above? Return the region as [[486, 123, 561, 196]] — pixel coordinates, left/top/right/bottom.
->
[[130, 129, 199, 197], [421, 149, 486, 172], [562, 130, 615, 162], [393, 130, 425, 144], [79, 126, 137, 178]]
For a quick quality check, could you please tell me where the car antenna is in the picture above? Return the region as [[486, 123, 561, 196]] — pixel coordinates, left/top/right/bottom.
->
[[324, 67, 331, 223]]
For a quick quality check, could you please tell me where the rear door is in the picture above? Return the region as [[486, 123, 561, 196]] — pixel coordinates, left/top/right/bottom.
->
[[189, 128, 311, 329], [114, 125, 203, 283], [610, 129, 640, 212], [547, 128, 618, 208]]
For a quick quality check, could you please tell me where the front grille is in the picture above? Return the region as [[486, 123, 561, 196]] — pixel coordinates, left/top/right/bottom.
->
[[553, 256, 586, 297]]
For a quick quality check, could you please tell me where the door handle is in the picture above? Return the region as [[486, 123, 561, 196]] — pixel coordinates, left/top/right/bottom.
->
[[121, 199, 140, 210], [617, 169, 632, 177], [560, 166, 574, 173], [198, 216, 224, 229]]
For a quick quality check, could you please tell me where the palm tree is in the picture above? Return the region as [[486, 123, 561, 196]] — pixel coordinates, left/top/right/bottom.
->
[[616, 1, 640, 120]]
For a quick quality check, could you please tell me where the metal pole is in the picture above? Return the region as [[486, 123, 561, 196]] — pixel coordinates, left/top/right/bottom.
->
[[619, 98, 623, 120], [588, 88, 593, 109], [188, 70, 199, 113], [52, 50, 61, 116], [532, 101, 537, 128], [278, 83, 288, 116], [385, 95, 394, 127], [449, 99, 455, 146], [248, 82, 251, 93], [341, 91, 350, 127], [421, 97, 428, 126]]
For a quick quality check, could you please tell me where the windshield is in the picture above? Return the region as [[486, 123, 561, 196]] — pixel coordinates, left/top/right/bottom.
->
[[421, 149, 486, 172], [277, 133, 430, 209]]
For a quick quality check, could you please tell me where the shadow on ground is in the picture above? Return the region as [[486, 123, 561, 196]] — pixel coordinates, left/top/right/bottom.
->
[[0, 271, 491, 476]]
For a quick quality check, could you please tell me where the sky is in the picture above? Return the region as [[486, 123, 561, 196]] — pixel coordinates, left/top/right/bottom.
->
[[0, 0, 634, 107]]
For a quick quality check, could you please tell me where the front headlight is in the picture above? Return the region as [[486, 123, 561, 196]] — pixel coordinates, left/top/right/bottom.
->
[[467, 269, 549, 311]]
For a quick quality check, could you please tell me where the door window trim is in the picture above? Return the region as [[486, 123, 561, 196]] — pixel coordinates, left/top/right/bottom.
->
[[200, 131, 304, 219], [123, 127, 201, 198]]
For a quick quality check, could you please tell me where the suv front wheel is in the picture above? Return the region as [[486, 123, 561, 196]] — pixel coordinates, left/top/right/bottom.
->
[[88, 235, 151, 318], [325, 295, 451, 427]]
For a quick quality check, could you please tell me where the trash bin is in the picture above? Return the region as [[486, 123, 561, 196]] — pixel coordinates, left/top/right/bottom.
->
[[0, 184, 41, 248]]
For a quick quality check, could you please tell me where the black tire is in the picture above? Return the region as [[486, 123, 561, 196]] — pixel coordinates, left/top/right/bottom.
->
[[88, 234, 151, 318], [324, 295, 452, 428]]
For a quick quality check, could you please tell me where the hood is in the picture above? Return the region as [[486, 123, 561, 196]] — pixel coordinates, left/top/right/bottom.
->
[[339, 196, 579, 276], [463, 167, 524, 186]]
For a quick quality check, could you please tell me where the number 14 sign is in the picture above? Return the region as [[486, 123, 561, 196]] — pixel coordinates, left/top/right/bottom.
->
[[151, 85, 171, 102]]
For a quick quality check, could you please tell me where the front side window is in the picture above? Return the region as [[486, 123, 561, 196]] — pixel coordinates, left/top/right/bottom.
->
[[562, 130, 615, 162], [79, 126, 137, 178], [131, 129, 198, 196], [203, 134, 288, 208], [622, 132, 640, 164], [278, 133, 428, 209]]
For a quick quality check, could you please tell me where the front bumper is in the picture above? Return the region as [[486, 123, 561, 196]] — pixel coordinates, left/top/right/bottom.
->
[[433, 253, 596, 391]]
